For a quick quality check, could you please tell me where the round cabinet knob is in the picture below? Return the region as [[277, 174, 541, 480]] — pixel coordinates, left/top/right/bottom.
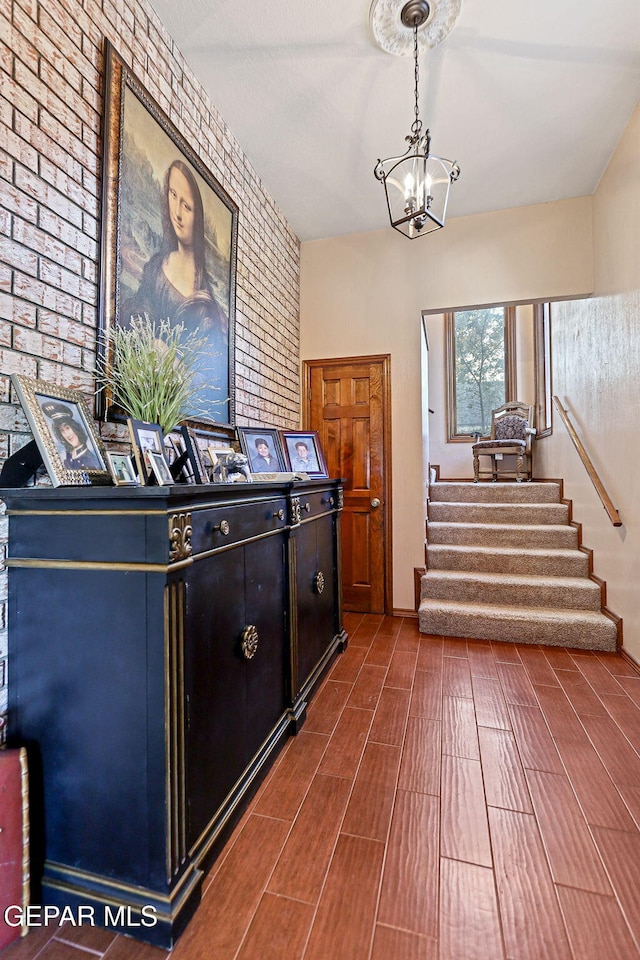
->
[[214, 519, 230, 536], [304, 502, 311, 512], [241, 625, 259, 660], [275, 508, 285, 521], [370, 498, 381, 508]]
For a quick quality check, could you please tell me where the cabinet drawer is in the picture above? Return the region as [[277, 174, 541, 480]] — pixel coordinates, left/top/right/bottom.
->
[[190, 496, 287, 554], [295, 488, 338, 521]]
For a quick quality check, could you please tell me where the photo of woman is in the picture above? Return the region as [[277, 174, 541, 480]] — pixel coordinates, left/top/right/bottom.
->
[[124, 159, 226, 352], [38, 399, 102, 471]]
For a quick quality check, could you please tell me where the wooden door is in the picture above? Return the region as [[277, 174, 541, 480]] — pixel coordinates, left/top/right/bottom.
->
[[304, 356, 391, 613]]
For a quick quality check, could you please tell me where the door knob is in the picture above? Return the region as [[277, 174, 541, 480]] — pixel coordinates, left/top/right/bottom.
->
[[370, 498, 381, 508]]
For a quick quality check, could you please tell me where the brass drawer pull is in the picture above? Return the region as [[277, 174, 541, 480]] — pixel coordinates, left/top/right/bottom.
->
[[241, 625, 259, 660], [214, 519, 230, 536], [304, 502, 311, 512], [313, 571, 325, 595], [275, 508, 285, 521]]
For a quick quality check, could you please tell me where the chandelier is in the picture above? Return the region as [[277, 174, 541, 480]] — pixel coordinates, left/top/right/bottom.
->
[[373, 0, 460, 239]]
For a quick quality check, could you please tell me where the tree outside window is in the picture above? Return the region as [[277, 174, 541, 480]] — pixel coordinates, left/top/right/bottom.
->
[[446, 306, 516, 440]]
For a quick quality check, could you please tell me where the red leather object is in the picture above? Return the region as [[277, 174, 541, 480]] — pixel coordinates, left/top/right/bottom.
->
[[0, 748, 29, 949]]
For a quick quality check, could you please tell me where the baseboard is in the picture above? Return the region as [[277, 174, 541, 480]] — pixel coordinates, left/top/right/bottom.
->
[[619, 646, 640, 673], [394, 608, 419, 619], [414, 567, 426, 612]]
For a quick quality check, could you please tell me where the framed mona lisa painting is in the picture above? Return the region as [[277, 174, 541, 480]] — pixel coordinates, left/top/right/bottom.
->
[[98, 40, 238, 434]]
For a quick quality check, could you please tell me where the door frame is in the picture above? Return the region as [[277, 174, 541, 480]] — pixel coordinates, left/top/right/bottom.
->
[[303, 354, 393, 615]]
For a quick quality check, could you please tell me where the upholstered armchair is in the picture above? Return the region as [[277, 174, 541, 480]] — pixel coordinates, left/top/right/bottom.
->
[[472, 401, 536, 482]]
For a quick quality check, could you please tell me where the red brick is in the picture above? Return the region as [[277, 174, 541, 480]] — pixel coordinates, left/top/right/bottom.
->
[[0, 293, 37, 328], [13, 272, 82, 320], [15, 168, 83, 228], [0, 348, 37, 377], [0, 237, 38, 276], [15, 112, 83, 181], [0, 11, 39, 74], [39, 259, 96, 304], [12, 220, 83, 276], [42, 313, 95, 350], [0, 71, 38, 123]]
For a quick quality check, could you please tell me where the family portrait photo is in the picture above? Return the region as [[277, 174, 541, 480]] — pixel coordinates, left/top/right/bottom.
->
[[281, 431, 328, 477], [237, 428, 286, 474]]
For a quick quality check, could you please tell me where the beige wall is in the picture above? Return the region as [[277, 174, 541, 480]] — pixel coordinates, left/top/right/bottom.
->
[[301, 198, 594, 611], [536, 102, 640, 660]]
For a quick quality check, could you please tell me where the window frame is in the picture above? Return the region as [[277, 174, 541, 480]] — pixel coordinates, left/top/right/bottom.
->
[[533, 302, 553, 438], [445, 305, 517, 442]]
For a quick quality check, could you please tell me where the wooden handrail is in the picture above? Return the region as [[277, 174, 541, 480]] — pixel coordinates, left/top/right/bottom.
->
[[553, 396, 622, 527]]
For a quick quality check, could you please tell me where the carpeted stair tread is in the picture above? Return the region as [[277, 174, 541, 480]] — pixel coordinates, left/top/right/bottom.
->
[[428, 521, 578, 549], [418, 599, 617, 650], [420, 569, 602, 610], [428, 501, 569, 525], [422, 479, 616, 650], [429, 481, 562, 504], [426, 544, 590, 577]]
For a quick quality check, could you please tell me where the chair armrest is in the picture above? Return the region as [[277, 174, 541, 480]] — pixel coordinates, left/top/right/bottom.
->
[[525, 427, 537, 435]]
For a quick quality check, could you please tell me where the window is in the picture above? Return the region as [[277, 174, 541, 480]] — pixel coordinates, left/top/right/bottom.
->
[[533, 302, 553, 438], [445, 306, 516, 440]]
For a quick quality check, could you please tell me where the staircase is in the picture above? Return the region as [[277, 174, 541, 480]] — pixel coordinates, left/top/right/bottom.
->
[[419, 481, 618, 651]]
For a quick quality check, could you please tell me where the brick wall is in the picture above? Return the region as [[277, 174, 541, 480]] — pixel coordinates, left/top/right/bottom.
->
[[0, 0, 302, 720]]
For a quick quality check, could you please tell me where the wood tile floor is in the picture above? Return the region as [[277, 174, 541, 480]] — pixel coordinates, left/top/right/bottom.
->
[[6, 612, 640, 960]]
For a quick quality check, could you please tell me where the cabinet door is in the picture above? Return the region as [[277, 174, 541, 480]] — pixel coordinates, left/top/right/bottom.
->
[[183, 551, 248, 848], [295, 514, 337, 693], [244, 536, 287, 760], [183, 537, 287, 849]]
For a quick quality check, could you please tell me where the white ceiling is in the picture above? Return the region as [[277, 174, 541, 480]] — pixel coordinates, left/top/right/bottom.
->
[[149, 0, 640, 242]]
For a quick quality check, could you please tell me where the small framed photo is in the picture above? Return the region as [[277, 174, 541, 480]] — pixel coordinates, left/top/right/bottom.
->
[[237, 427, 286, 475], [11, 374, 111, 487], [106, 452, 138, 486], [280, 430, 328, 477], [144, 449, 174, 486], [127, 419, 170, 485], [180, 425, 209, 484]]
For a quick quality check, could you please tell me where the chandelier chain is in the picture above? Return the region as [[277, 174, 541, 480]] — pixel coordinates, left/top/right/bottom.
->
[[411, 19, 421, 138]]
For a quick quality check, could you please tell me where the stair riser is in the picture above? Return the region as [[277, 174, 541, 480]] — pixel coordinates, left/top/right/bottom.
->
[[420, 576, 601, 611], [430, 482, 561, 504], [427, 547, 590, 578], [428, 524, 578, 549], [418, 606, 617, 651], [428, 503, 569, 525]]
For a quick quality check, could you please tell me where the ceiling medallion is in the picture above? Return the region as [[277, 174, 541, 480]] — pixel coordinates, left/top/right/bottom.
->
[[370, 0, 463, 56]]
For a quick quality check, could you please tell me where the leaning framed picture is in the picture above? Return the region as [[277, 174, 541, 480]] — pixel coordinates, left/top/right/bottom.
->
[[280, 430, 329, 477], [127, 419, 170, 485], [11, 374, 112, 487], [106, 451, 138, 486], [179, 426, 209, 484], [144, 449, 174, 486], [98, 39, 238, 434], [237, 427, 286, 475]]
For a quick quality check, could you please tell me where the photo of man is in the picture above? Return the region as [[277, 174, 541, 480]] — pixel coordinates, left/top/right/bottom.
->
[[251, 437, 278, 473], [290, 439, 318, 472]]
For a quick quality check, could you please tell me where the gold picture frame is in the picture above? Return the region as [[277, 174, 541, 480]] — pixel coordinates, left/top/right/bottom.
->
[[11, 374, 111, 487], [97, 39, 238, 435]]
